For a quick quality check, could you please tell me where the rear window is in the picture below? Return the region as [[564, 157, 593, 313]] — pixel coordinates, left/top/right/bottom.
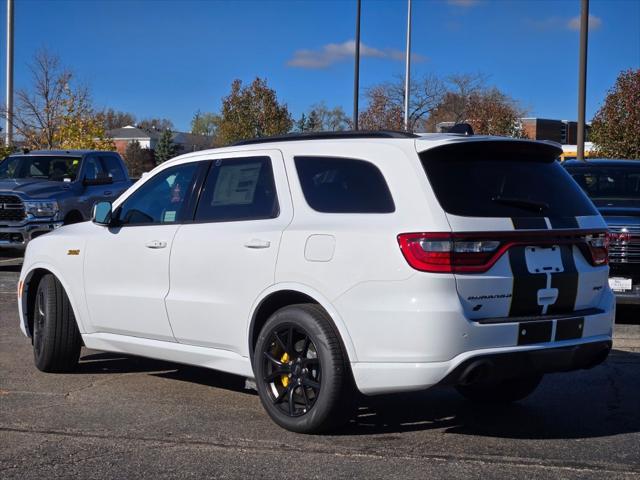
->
[[419, 141, 597, 218], [566, 166, 640, 200], [295, 156, 395, 213]]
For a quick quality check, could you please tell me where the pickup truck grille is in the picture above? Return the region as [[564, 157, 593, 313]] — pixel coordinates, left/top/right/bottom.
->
[[0, 194, 25, 222], [608, 224, 640, 264]]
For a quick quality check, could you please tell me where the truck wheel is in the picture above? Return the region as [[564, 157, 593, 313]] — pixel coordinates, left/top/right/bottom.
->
[[32, 274, 82, 372], [456, 375, 543, 403], [254, 304, 352, 433]]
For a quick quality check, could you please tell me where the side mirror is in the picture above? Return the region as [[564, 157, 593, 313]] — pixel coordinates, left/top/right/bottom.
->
[[92, 201, 112, 226], [83, 176, 113, 187]]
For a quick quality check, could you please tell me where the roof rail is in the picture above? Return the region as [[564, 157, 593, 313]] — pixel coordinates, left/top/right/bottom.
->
[[232, 130, 419, 146]]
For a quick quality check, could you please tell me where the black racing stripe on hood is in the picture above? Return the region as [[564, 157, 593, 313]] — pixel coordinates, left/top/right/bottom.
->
[[508, 246, 546, 316], [512, 217, 548, 230], [549, 217, 579, 229], [547, 245, 579, 315]]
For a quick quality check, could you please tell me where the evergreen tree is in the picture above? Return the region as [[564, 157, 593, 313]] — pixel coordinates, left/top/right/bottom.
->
[[295, 113, 307, 133], [124, 140, 143, 178], [155, 129, 177, 163], [306, 109, 323, 131]]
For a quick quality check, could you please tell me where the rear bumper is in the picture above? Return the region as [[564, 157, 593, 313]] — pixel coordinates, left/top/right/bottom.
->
[[351, 336, 613, 395], [438, 339, 611, 386]]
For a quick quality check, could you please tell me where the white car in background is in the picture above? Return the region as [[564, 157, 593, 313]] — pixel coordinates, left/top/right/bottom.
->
[[18, 129, 615, 433]]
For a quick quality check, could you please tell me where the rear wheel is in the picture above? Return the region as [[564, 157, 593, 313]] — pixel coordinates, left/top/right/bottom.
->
[[32, 274, 82, 372], [254, 304, 352, 433], [456, 375, 543, 403]]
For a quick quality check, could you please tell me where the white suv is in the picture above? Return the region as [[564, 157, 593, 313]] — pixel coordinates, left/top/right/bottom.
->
[[18, 131, 615, 433]]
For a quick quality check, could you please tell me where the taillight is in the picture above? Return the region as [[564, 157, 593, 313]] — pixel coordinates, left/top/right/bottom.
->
[[397, 233, 502, 273], [584, 232, 609, 266]]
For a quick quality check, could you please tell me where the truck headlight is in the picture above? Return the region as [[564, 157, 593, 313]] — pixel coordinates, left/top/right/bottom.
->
[[24, 200, 59, 218]]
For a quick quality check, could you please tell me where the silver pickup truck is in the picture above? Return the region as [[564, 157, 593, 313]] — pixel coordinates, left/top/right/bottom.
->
[[0, 150, 131, 250]]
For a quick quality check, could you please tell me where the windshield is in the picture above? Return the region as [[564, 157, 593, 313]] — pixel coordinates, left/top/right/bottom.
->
[[566, 167, 640, 200], [0, 155, 81, 182]]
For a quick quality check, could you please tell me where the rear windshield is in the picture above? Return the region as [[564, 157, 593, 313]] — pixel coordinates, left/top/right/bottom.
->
[[419, 141, 597, 218], [565, 166, 640, 200], [0, 155, 81, 181]]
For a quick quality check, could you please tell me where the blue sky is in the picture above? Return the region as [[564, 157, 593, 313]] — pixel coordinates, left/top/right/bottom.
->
[[1, 0, 639, 132]]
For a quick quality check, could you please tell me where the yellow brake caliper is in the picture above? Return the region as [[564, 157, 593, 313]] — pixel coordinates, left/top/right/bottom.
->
[[280, 352, 290, 387]]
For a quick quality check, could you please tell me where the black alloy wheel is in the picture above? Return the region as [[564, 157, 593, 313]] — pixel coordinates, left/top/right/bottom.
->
[[262, 324, 322, 417]]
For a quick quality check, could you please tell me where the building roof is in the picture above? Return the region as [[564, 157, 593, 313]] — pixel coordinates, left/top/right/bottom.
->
[[107, 126, 153, 140], [107, 126, 213, 149]]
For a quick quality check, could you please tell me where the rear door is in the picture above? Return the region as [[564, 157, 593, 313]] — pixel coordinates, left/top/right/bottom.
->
[[165, 151, 292, 356], [417, 140, 609, 321]]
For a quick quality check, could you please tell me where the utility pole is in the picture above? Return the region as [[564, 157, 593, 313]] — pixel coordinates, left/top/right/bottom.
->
[[403, 0, 412, 131], [353, 0, 361, 130], [577, 0, 589, 161], [5, 0, 14, 147]]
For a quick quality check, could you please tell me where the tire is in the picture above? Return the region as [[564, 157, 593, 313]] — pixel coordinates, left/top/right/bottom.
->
[[253, 304, 352, 433], [456, 375, 543, 404], [32, 274, 82, 373]]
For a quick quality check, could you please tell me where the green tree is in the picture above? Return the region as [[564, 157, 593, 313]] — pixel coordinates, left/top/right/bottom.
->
[[0, 144, 15, 160], [155, 129, 177, 163], [295, 113, 308, 132], [590, 69, 640, 159], [124, 140, 143, 178], [306, 109, 323, 131], [217, 78, 292, 145], [191, 110, 220, 137], [54, 88, 115, 150]]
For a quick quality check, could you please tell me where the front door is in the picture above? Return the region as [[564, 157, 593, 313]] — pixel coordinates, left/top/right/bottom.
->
[[84, 161, 200, 341], [166, 151, 292, 355]]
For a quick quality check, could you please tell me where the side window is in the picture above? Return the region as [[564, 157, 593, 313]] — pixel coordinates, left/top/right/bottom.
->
[[294, 156, 395, 213], [82, 156, 107, 181], [100, 155, 127, 182], [117, 163, 199, 226], [194, 156, 279, 222]]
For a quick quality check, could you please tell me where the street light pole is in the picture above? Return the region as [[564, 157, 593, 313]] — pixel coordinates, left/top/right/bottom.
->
[[403, 0, 412, 132], [353, 0, 361, 130], [577, 0, 589, 161], [5, 0, 14, 147]]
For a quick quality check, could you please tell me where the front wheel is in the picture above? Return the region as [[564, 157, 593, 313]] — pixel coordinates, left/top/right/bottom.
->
[[253, 304, 352, 433], [32, 274, 82, 372], [456, 375, 543, 403]]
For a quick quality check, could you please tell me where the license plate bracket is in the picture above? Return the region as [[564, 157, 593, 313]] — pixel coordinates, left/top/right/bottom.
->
[[518, 321, 553, 345], [555, 317, 584, 341]]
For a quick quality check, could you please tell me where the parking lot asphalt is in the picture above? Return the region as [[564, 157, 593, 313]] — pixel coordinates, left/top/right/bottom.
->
[[0, 267, 639, 479]]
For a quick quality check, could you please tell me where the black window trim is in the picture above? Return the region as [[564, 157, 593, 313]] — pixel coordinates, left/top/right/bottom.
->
[[294, 154, 396, 214], [111, 160, 205, 228], [187, 155, 281, 225]]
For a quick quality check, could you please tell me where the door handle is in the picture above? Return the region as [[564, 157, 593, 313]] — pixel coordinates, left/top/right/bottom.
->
[[145, 240, 167, 249], [244, 239, 271, 249], [103, 191, 113, 196]]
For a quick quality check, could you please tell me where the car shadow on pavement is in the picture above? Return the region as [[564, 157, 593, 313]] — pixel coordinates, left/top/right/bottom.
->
[[78, 351, 252, 394], [340, 349, 640, 439], [76, 349, 639, 440]]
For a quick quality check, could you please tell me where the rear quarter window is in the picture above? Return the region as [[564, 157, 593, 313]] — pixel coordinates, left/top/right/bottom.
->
[[419, 141, 597, 218], [294, 156, 395, 213]]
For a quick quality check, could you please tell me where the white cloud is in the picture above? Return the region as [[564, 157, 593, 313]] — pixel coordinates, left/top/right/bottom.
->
[[567, 14, 603, 31], [447, 0, 480, 7], [287, 40, 426, 69]]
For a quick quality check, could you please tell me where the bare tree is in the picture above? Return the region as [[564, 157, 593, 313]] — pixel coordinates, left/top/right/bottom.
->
[[360, 75, 446, 131], [0, 50, 93, 149]]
